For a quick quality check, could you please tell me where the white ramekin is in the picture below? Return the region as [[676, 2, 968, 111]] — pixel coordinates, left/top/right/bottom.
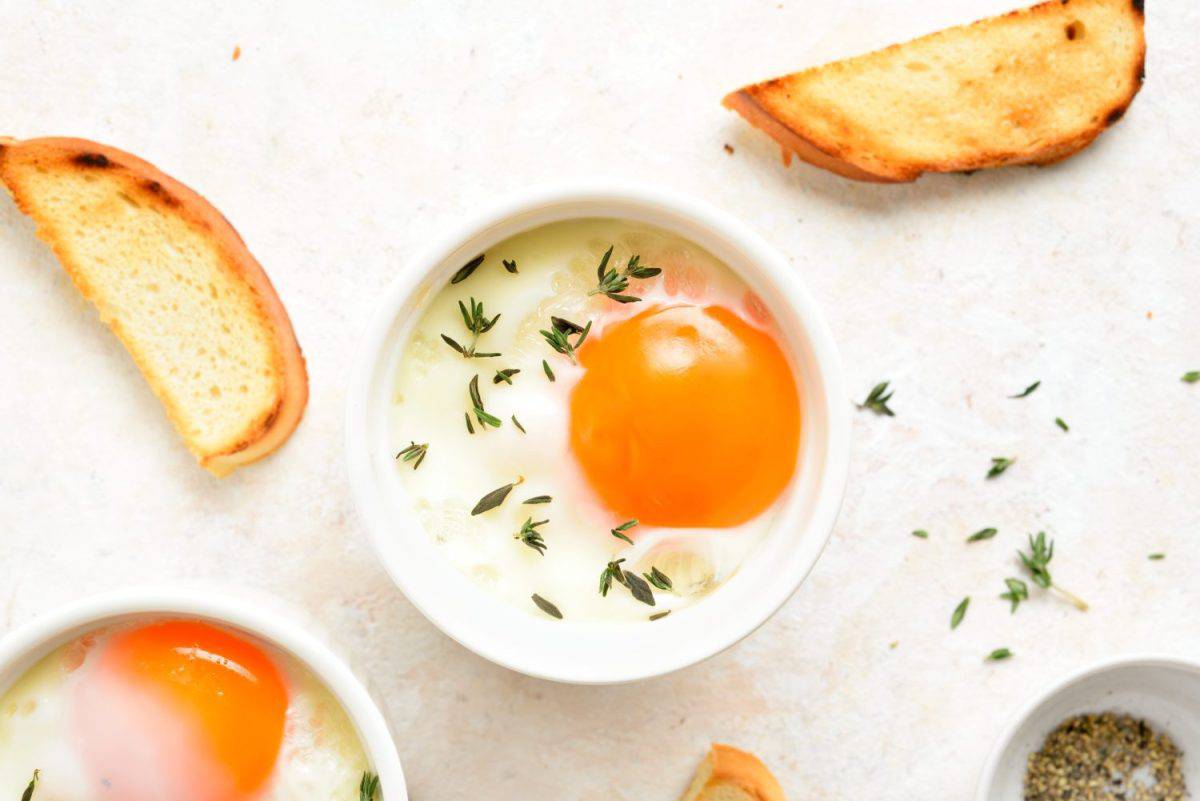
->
[[346, 183, 850, 684], [975, 653, 1200, 800], [0, 587, 407, 799]]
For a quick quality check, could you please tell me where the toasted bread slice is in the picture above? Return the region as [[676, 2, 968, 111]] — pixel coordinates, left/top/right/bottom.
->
[[723, 0, 1146, 182], [680, 744, 786, 801], [0, 137, 307, 476]]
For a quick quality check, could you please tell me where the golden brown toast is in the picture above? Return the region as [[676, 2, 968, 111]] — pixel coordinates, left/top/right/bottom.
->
[[0, 137, 307, 476], [724, 0, 1146, 182], [680, 744, 786, 801]]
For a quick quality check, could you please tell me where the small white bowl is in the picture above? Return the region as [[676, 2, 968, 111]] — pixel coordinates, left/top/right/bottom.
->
[[346, 183, 850, 684], [0, 587, 407, 799], [976, 654, 1200, 800]]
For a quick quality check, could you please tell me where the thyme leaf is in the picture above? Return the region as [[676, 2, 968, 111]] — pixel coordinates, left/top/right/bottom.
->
[[649, 610, 671, 621], [1149, 553, 1165, 560], [493, 368, 520, 385], [967, 527, 998, 543], [1009, 380, 1040, 399], [912, 529, 929, 539], [502, 259, 518, 274], [986, 647, 1013, 662], [858, 381, 895, 416], [464, 412, 475, 434], [511, 415, 526, 433], [950, 597, 969, 629], [531, 593, 563, 619], [394, 441, 428, 470], [623, 570, 656, 606], [1183, 371, 1200, 384], [523, 495, 552, 505], [21, 770, 39, 801], [1000, 577, 1029, 613], [986, 457, 1015, 479], [471, 479, 520, 515], [542, 359, 555, 382], [1055, 417, 1069, 432], [645, 566, 673, 591], [450, 254, 484, 284], [468, 375, 502, 428]]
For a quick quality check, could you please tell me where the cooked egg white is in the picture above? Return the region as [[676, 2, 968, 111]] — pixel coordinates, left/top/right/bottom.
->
[[0, 621, 371, 800], [391, 218, 794, 622]]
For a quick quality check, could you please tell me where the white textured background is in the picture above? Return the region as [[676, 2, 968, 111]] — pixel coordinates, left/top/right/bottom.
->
[[1, 1, 1197, 799]]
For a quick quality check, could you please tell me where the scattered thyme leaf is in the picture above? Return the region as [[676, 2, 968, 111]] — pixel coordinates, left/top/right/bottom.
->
[[950, 597, 969, 629], [542, 359, 555, 382], [967, 527, 998, 543], [21, 770, 39, 801], [599, 558, 626, 597], [394, 441, 428, 470], [986, 647, 1013, 661], [551, 316, 586, 335], [471, 479, 520, 515], [531, 593, 563, 619], [986, 457, 1015, 479], [523, 495, 552, 505], [610, 519, 638, 545], [511, 415, 526, 433], [493, 368, 520, 385], [1010, 380, 1041, 399], [858, 381, 895, 416], [649, 610, 671, 621], [912, 529, 929, 539], [502, 259, 518, 274], [588, 246, 660, 303], [450, 254, 484, 284], [1055, 417, 1069, 432], [623, 570, 656, 606], [464, 412, 475, 434], [468, 375, 502, 428], [1000, 578, 1029, 613], [1183, 371, 1200, 384], [644, 566, 673, 591], [1149, 553, 1165, 561], [515, 518, 548, 555]]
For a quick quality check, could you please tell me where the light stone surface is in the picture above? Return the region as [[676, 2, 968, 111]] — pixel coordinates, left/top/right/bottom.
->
[[0, 1, 1197, 799]]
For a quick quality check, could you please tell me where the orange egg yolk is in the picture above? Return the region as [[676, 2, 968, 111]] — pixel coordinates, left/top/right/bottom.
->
[[102, 620, 288, 799], [570, 304, 800, 528]]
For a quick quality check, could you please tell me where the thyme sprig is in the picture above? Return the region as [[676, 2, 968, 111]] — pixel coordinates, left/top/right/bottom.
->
[[468, 375, 502, 429], [610, 519, 638, 544], [1000, 577, 1029, 613], [394, 441, 428, 470], [540, 316, 592, 364], [1019, 532, 1088, 611], [588, 246, 661, 303], [441, 297, 501, 358], [599, 558, 626, 596], [515, 518, 548, 555], [858, 381, 895, 416]]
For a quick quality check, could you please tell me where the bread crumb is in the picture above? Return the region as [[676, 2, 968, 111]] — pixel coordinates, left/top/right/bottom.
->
[[723, 144, 735, 155], [232, 45, 241, 61]]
